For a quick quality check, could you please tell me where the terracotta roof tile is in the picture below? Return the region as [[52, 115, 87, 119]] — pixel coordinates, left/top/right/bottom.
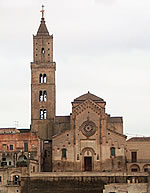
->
[[127, 137, 150, 142], [74, 91, 104, 103]]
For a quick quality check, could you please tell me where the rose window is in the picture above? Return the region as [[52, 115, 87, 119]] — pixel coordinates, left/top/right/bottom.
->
[[81, 121, 96, 137]]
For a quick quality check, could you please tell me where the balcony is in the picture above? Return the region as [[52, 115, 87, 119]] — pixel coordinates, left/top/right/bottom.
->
[[16, 161, 28, 167], [7, 180, 21, 186]]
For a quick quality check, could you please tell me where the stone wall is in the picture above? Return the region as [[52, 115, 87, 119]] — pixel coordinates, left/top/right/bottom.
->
[[21, 172, 148, 193]]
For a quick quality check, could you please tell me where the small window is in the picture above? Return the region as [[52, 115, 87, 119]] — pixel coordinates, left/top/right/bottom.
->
[[2, 144, 7, 150], [2, 158, 6, 161], [62, 149, 67, 159], [131, 152, 137, 163], [39, 74, 43, 83], [43, 74, 47, 83], [97, 154, 99, 160], [43, 109, 47, 119], [43, 91, 47, 102], [0, 176, 1, 183], [24, 143, 28, 152], [40, 109, 47, 119], [10, 145, 13, 150], [110, 147, 115, 157], [41, 48, 45, 54], [33, 166, 35, 173], [39, 91, 43, 101], [9, 161, 11, 166], [40, 109, 44, 119]]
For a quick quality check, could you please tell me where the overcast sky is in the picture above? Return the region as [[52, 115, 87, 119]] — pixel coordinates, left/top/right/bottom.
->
[[0, 0, 150, 137]]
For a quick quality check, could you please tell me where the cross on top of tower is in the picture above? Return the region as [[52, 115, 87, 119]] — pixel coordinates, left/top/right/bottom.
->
[[40, 5, 45, 19]]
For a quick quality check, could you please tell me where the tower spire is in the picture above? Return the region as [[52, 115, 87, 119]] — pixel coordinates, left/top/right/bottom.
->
[[40, 5, 45, 19], [37, 5, 49, 36]]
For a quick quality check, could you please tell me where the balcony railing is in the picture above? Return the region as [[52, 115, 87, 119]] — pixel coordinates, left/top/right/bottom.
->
[[7, 181, 21, 186]]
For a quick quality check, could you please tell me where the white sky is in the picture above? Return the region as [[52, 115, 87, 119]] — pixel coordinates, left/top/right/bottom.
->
[[0, 0, 150, 137]]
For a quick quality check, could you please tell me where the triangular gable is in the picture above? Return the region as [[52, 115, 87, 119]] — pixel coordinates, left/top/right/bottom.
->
[[72, 98, 104, 116]]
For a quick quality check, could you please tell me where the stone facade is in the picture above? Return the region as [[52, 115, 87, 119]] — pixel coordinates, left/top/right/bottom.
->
[[52, 93, 126, 172], [0, 128, 41, 172], [127, 137, 150, 173]]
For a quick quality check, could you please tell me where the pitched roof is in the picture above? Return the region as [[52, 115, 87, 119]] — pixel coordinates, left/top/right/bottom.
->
[[37, 18, 49, 36], [73, 91, 104, 103], [127, 137, 150, 142], [108, 117, 123, 123]]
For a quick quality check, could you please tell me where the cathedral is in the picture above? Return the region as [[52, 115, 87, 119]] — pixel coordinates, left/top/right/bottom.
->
[[0, 8, 150, 193], [30, 10, 127, 172]]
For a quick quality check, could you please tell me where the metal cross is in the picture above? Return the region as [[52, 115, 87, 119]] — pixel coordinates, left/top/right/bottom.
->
[[41, 5, 45, 18]]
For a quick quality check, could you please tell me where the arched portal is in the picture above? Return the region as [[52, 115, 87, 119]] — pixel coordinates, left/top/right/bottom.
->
[[143, 164, 150, 172], [81, 147, 95, 172], [130, 164, 140, 172]]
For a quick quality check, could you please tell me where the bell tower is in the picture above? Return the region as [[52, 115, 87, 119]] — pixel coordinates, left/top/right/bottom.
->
[[31, 6, 56, 141]]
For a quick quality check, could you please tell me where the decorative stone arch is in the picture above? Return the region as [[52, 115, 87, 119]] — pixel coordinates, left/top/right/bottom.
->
[[143, 164, 150, 172], [17, 155, 28, 167], [10, 171, 21, 182], [81, 147, 95, 172], [130, 164, 140, 172]]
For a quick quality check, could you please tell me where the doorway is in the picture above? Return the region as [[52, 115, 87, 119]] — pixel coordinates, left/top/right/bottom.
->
[[84, 157, 92, 171]]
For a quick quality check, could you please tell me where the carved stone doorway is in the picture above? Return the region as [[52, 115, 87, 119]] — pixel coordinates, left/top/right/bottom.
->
[[84, 156, 92, 171]]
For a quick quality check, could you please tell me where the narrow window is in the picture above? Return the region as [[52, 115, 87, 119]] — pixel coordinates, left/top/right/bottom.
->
[[10, 145, 13, 150], [40, 109, 44, 119], [43, 74, 47, 83], [0, 176, 2, 183], [13, 175, 20, 185], [2, 144, 7, 150], [131, 152, 137, 163], [43, 109, 47, 119], [9, 161, 11, 166], [62, 149, 67, 159], [24, 143, 28, 152], [33, 166, 35, 172], [41, 48, 45, 54], [39, 74, 43, 83], [110, 147, 115, 157], [39, 91, 43, 101], [2, 158, 6, 162], [43, 91, 47, 102]]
